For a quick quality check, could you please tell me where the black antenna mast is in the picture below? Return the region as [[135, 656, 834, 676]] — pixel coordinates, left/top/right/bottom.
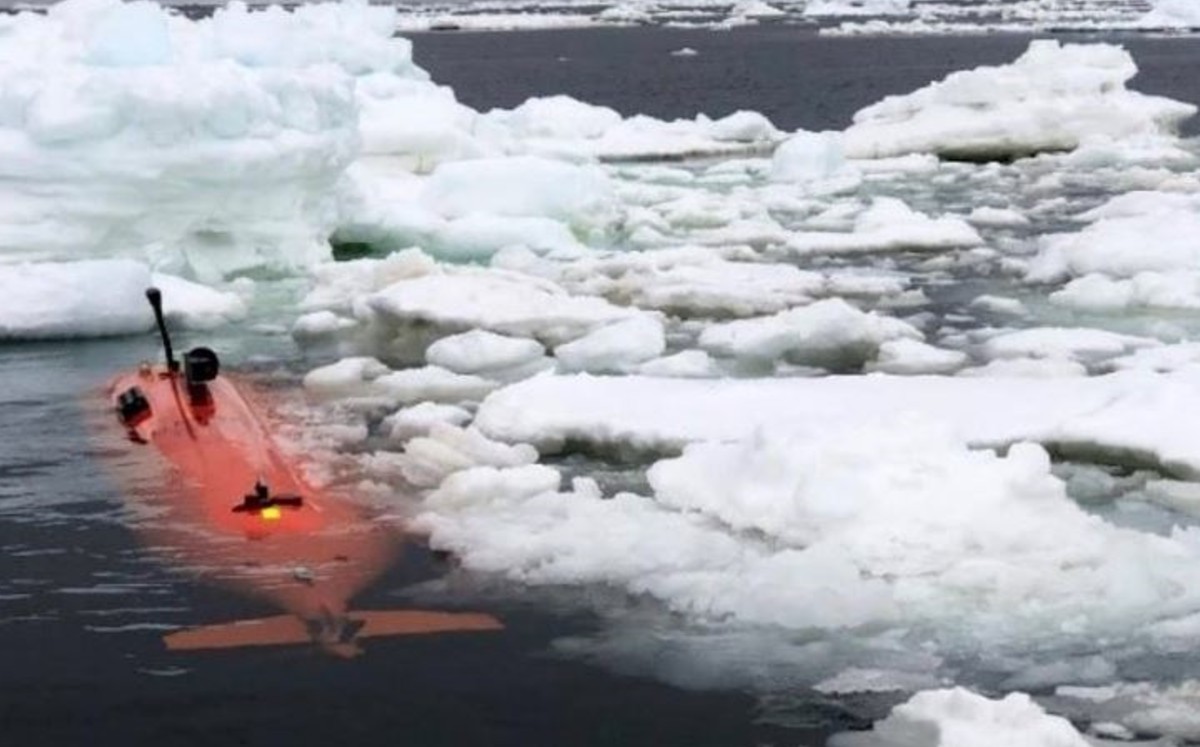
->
[[145, 287, 178, 372]]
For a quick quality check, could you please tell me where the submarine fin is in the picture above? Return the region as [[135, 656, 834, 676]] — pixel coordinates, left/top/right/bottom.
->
[[162, 610, 501, 653], [349, 610, 503, 639], [164, 615, 311, 651]]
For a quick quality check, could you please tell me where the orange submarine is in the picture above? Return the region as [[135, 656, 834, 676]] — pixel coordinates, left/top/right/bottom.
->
[[107, 288, 500, 656]]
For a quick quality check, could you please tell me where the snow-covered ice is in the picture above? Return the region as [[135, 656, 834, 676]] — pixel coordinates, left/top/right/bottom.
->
[[0, 0, 370, 278], [0, 259, 245, 338], [786, 198, 982, 255], [843, 41, 1195, 161], [831, 688, 1091, 746], [473, 372, 1200, 477], [367, 268, 643, 346], [0, 259, 152, 339], [697, 298, 923, 370]]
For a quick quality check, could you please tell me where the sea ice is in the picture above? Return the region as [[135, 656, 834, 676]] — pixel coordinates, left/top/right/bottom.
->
[[1027, 201, 1200, 301], [381, 402, 474, 444], [150, 272, 247, 330], [367, 267, 642, 346], [553, 248, 826, 317], [473, 371, 1200, 478], [553, 315, 666, 373], [417, 413, 1200, 663], [425, 330, 547, 376], [698, 298, 923, 370], [786, 198, 981, 255], [979, 327, 1157, 364], [770, 130, 848, 183], [0, 259, 151, 339], [805, 0, 911, 17], [842, 40, 1195, 161], [0, 0, 373, 278], [0, 259, 244, 338], [395, 423, 538, 488], [830, 688, 1090, 746], [867, 338, 969, 375], [420, 156, 619, 237], [1139, 0, 1200, 29]]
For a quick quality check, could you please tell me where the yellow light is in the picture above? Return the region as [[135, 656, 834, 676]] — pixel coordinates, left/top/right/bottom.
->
[[261, 506, 283, 521]]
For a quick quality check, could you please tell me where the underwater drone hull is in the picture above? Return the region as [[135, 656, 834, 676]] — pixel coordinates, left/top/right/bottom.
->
[[106, 331, 500, 654]]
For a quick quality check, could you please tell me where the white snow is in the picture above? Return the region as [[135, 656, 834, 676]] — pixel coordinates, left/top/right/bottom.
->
[[970, 295, 1028, 317], [636, 350, 720, 378], [1139, 0, 1200, 29], [151, 272, 247, 330], [698, 298, 923, 370], [1055, 681, 1200, 741], [842, 41, 1195, 160], [420, 156, 619, 236], [830, 688, 1090, 746], [292, 310, 359, 343], [770, 130, 848, 183], [967, 206, 1030, 228], [373, 366, 499, 406], [868, 338, 969, 375], [303, 357, 500, 407], [367, 268, 642, 345], [382, 402, 473, 443], [786, 198, 982, 255], [473, 95, 782, 162], [417, 411, 1200, 664], [0, 259, 244, 338], [0, 0, 374, 278], [805, 0, 912, 18], [0, 259, 151, 339], [302, 356, 391, 400], [1029, 196, 1200, 299], [425, 330, 547, 376], [473, 372, 1200, 478], [1051, 272, 1200, 311], [553, 248, 827, 317], [553, 315, 666, 373], [394, 423, 539, 488], [980, 327, 1157, 364]]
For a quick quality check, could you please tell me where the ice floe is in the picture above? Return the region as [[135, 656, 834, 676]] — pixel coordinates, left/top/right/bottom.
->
[[842, 40, 1195, 161], [979, 327, 1157, 365], [831, 688, 1091, 746], [415, 413, 1200, 685], [1052, 681, 1200, 741], [553, 315, 666, 373], [697, 298, 922, 370], [366, 267, 642, 346], [424, 330, 547, 377], [0, 259, 152, 339], [785, 198, 982, 255], [1139, 0, 1200, 29], [473, 372, 1200, 477], [0, 259, 244, 339]]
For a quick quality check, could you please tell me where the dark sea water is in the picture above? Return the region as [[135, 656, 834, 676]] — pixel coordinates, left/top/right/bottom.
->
[[411, 26, 1200, 136], [5, 25, 1200, 747]]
